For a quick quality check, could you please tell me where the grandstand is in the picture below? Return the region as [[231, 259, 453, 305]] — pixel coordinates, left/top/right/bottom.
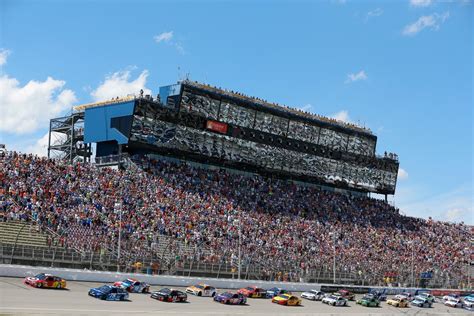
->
[[0, 80, 471, 290], [48, 80, 399, 197]]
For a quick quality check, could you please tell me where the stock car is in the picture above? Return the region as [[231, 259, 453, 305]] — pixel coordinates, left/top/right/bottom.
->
[[322, 294, 348, 306], [237, 286, 266, 298], [444, 297, 463, 308], [417, 292, 435, 303], [370, 290, 387, 301], [88, 285, 129, 301], [214, 292, 247, 305], [336, 289, 355, 300], [24, 273, 66, 289], [396, 292, 414, 301], [301, 289, 325, 301], [387, 296, 409, 307], [356, 295, 380, 307], [150, 288, 187, 302], [266, 287, 290, 298], [271, 293, 302, 306], [442, 293, 460, 302], [411, 297, 432, 308], [113, 278, 150, 293], [463, 296, 474, 310], [186, 283, 217, 297]]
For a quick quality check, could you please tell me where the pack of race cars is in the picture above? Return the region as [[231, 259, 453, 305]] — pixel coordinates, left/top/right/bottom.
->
[[22, 273, 474, 310]]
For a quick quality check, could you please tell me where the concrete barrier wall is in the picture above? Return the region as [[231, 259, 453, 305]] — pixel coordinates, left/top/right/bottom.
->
[[0, 264, 320, 292], [1, 264, 464, 295]]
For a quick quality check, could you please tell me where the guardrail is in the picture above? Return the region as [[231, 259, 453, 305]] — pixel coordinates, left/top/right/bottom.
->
[[0, 264, 322, 291], [3, 264, 468, 295]]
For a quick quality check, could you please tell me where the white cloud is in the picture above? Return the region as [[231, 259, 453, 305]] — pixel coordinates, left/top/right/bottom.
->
[[445, 208, 465, 222], [410, 0, 433, 7], [0, 75, 77, 134], [153, 31, 185, 55], [26, 132, 50, 157], [393, 184, 473, 224], [154, 31, 173, 43], [345, 70, 368, 83], [398, 168, 409, 180], [331, 110, 351, 123], [0, 49, 11, 66], [366, 8, 384, 21], [91, 70, 151, 102], [402, 12, 450, 36], [297, 104, 313, 112]]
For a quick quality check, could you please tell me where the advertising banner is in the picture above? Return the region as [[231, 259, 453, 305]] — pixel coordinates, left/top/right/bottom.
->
[[206, 120, 228, 134]]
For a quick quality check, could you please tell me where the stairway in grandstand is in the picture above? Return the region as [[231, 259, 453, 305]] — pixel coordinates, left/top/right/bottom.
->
[[0, 221, 48, 247]]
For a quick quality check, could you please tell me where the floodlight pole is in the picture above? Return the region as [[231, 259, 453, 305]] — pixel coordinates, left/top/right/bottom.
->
[[238, 223, 241, 280], [409, 240, 415, 287], [116, 202, 122, 272], [331, 232, 336, 284]]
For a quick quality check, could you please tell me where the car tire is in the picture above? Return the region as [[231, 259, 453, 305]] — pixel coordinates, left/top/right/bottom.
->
[[198, 292, 202, 297], [212, 292, 216, 297], [333, 302, 336, 306], [37, 283, 42, 288], [57, 283, 61, 289]]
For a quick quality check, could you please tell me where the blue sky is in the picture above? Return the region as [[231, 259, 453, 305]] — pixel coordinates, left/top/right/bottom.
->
[[0, 0, 472, 224]]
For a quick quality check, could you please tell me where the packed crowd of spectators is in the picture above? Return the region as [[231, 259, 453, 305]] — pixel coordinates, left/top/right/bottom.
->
[[0, 152, 470, 287], [185, 80, 372, 134]]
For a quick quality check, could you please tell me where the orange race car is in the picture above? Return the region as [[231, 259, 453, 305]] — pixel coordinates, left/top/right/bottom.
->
[[237, 285, 266, 298]]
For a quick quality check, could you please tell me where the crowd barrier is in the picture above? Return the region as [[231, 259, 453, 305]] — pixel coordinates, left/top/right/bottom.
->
[[0, 264, 320, 292], [430, 289, 474, 297], [321, 285, 370, 294], [1, 264, 469, 296]]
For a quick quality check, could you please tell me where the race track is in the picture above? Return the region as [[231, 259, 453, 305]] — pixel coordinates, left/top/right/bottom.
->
[[0, 277, 471, 316]]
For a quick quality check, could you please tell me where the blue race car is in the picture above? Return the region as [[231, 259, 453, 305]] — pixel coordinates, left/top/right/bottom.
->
[[213, 292, 247, 305], [369, 290, 387, 301], [266, 287, 291, 298], [88, 285, 129, 301]]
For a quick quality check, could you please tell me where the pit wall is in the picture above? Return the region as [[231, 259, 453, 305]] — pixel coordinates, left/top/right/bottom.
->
[[1, 264, 471, 296]]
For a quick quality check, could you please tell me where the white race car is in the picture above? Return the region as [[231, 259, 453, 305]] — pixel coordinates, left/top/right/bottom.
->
[[301, 290, 325, 301], [463, 296, 474, 311], [417, 293, 435, 303], [396, 292, 414, 301], [322, 294, 348, 306], [185, 283, 217, 297], [444, 297, 463, 308], [442, 294, 459, 302]]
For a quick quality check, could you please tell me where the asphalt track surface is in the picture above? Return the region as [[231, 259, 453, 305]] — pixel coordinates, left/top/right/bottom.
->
[[0, 277, 472, 316]]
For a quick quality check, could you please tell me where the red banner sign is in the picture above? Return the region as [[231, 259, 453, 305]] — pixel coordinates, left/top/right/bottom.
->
[[206, 120, 228, 134]]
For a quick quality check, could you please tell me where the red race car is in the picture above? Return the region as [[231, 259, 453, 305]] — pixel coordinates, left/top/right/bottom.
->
[[24, 273, 66, 289], [237, 286, 266, 298], [337, 289, 355, 301]]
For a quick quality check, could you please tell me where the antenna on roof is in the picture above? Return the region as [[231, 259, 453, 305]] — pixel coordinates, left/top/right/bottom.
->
[[177, 66, 182, 81]]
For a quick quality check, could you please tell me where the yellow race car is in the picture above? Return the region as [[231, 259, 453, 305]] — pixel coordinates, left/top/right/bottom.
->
[[272, 293, 302, 306], [387, 297, 409, 307]]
